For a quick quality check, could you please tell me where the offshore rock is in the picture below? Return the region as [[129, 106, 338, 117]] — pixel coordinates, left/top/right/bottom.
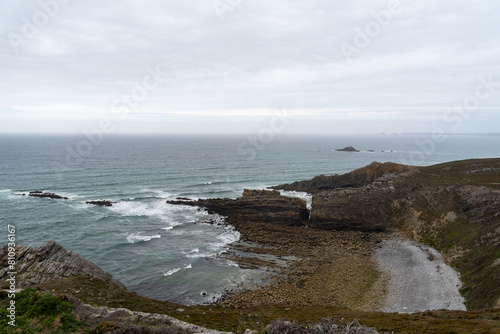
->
[[86, 200, 116, 207], [0, 240, 126, 290], [335, 146, 359, 152], [26, 191, 68, 199]]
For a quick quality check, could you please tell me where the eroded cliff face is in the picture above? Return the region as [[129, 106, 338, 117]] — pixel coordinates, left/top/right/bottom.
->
[[0, 240, 126, 290], [273, 161, 413, 193], [277, 158, 500, 309]]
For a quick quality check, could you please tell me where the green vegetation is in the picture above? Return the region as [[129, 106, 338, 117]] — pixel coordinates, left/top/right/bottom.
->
[[0, 288, 188, 334], [0, 289, 81, 333]]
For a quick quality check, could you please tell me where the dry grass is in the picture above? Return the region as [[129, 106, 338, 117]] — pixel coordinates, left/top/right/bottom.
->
[[267, 318, 382, 334]]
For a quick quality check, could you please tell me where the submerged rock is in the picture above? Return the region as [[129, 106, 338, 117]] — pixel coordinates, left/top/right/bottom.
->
[[0, 240, 126, 290]]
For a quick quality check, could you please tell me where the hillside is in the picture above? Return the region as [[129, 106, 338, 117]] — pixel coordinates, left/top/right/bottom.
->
[[275, 158, 500, 309]]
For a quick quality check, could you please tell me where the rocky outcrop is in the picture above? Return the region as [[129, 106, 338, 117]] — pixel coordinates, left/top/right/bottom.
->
[[86, 200, 116, 207], [0, 240, 126, 290], [168, 189, 309, 228], [335, 146, 359, 152], [13, 191, 69, 199], [273, 161, 412, 193]]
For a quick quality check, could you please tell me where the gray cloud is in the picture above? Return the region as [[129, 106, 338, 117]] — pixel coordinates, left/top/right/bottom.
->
[[0, 0, 499, 133]]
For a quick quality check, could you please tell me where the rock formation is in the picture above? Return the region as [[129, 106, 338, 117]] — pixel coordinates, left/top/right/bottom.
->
[[15, 191, 69, 199], [0, 240, 126, 290], [335, 146, 359, 152], [273, 161, 412, 193], [86, 200, 116, 207], [168, 189, 309, 228]]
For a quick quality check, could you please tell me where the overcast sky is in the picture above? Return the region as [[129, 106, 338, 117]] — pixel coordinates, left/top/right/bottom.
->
[[1, 0, 499, 134]]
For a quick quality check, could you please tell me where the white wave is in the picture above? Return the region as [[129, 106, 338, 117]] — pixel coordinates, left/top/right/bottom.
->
[[161, 226, 174, 231], [204, 182, 213, 185], [152, 189, 175, 199], [67, 203, 92, 211], [217, 228, 240, 245], [184, 248, 216, 259], [126, 232, 161, 244], [186, 252, 216, 259], [163, 267, 181, 276], [184, 264, 192, 269], [110, 201, 164, 217]]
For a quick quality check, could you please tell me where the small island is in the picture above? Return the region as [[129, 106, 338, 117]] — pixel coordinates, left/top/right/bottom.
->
[[335, 146, 359, 152]]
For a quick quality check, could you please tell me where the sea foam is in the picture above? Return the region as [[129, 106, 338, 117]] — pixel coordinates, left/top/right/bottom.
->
[[126, 232, 161, 244]]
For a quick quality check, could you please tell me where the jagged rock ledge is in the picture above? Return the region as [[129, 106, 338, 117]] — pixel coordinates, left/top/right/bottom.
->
[[0, 240, 125, 290]]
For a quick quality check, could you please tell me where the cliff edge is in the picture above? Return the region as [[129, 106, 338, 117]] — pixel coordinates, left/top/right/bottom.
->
[[0, 240, 126, 290]]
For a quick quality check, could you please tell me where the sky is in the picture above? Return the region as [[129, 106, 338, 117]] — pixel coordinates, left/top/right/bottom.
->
[[0, 0, 499, 134]]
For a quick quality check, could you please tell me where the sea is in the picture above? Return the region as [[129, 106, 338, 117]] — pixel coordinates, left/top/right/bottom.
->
[[0, 133, 498, 305]]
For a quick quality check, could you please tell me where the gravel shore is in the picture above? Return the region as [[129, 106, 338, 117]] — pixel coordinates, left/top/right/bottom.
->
[[374, 237, 466, 313]]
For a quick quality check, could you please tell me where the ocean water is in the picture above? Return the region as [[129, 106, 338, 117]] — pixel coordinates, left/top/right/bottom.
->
[[0, 134, 498, 304]]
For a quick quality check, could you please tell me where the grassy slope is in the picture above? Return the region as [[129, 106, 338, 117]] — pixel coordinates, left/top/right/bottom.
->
[[393, 158, 500, 309]]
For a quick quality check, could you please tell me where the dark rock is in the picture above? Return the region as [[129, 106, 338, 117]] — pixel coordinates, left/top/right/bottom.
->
[[168, 189, 309, 227], [28, 191, 68, 199], [176, 197, 192, 201], [0, 240, 126, 290], [335, 146, 359, 152], [86, 200, 116, 207]]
